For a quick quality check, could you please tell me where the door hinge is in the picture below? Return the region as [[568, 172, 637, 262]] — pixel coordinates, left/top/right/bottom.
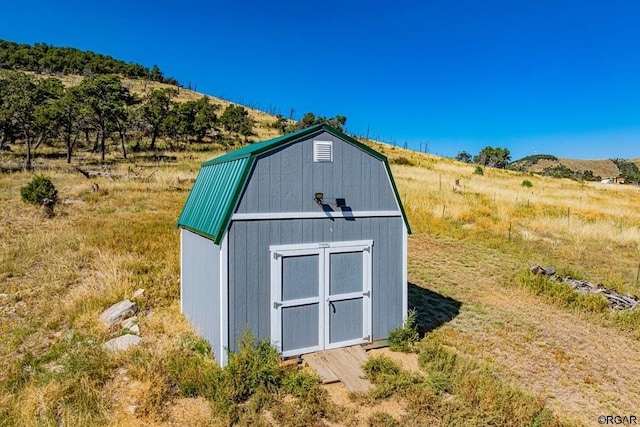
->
[[363, 290, 370, 297], [273, 301, 282, 309]]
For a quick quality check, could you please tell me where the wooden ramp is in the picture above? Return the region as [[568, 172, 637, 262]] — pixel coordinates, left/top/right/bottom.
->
[[303, 346, 373, 393]]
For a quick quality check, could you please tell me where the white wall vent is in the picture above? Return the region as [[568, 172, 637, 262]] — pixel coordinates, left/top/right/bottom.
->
[[313, 141, 333, 162]]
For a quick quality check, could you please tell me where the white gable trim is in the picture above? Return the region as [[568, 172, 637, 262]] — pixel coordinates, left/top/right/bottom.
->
[[232, 211, 401, 221]]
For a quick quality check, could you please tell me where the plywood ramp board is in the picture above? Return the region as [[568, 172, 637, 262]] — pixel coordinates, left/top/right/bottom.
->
[[303, 346, 374, 393], [303, 352, 339, 384]]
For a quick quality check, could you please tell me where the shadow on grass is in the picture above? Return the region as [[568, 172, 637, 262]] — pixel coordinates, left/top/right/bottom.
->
[[408, 282, 462, 335]]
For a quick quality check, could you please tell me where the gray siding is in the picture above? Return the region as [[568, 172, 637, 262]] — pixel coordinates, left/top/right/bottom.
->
[[235, 131, 398, 214], [227, 216, 404, 352], [283, 254, 319, 300], [329, 299, 363, 344], [181, 229, 222, 362], [282, 303, 320, 351]]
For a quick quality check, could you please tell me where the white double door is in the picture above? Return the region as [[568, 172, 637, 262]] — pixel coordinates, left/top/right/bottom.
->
[[270, 240, 372, 357]]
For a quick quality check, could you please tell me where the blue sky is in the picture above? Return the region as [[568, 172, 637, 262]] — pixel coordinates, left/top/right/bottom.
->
[[2, 0, 639, 160]]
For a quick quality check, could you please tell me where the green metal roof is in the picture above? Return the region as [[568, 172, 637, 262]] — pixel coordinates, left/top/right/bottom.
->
[[176, 124, 411, 244]]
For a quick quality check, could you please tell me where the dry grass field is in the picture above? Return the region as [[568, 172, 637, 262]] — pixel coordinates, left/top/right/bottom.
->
[[1, 139, 640, 425]]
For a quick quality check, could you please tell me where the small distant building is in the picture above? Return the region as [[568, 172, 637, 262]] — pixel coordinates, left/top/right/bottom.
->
[[176, 124, 411, 366], [600, 177, 626, 184]]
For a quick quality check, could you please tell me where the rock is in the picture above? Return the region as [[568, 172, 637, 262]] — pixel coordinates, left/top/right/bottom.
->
[[0, 293, 7, 299], [48, 364, 64, 373], [129, 325, 140, 335], [121, 316, 137, 330], [104, 334, 142, 352], [131, 288, 145, 299], [99, 300, 137, 328]]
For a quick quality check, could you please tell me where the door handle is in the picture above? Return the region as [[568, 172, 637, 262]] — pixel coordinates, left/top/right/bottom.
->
[[328, 301, 336, 313]]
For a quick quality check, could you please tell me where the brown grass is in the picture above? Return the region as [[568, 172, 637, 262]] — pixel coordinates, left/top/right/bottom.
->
[[2, 141, 640, 425]]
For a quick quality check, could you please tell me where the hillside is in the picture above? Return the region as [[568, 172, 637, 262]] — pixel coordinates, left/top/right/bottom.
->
[[34, 72, 283, 142], [3, 42, 640, 425], [510, 155, 640, 180], [2, 141, 640, 424]]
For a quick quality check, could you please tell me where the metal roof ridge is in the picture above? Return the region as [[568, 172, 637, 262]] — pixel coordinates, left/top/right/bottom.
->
[[202, 124, 325, 166]]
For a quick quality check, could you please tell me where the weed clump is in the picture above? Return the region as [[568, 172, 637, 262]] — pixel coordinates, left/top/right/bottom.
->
[[416, 334, 562, 426], [391, 156, 415, 166], [522, 179, 533, 187], [223, 327, 283, 403], [515, 269, 611, 313], [473, 166, 484, 175], [367, 411, 402, 426], [362, 334, 562, 426], [388, 308, 419, 352], [362, 355, 424, 399], [514, 269, 640, 338], [163, 327, 348, 425]]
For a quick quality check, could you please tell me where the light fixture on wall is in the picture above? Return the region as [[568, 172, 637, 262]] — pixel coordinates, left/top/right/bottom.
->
[[314, 193, 324, 204]]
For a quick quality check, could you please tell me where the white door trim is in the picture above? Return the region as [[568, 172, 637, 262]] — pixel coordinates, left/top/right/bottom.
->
[[270, 246, 323, 357], [270, 240, 373, 357], [324, 242, 372, 350]]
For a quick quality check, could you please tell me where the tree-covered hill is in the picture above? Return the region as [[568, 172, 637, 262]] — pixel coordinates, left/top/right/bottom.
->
[[0, 39, 177, 85]]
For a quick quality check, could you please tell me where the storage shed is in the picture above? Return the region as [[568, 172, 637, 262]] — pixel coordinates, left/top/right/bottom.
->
[[177, 124, 411, 365]]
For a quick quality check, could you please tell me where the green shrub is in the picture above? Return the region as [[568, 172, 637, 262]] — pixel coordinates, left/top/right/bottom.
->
[[522, 179, 533, 187], [223, 326, 284, 403], [473, 166, 484, 175], [613, 310, 640, 338], [281, 369, 321, 399], [166, 349, 222, 399], [273, 369, 348, 426], [20, 175, 58, 205], [388, 308, 419, 352]]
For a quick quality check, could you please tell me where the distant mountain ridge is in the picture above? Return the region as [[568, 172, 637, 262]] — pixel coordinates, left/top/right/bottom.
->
[[510, 155, 640, 181]]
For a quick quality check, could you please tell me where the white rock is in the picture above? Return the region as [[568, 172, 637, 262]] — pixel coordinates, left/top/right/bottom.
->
[[99, 300, 137, 327], [121, 316, 137, 330], [127, 405, 137, 415], [0, 293, 7, 299], [129, 325, 140, 335], [49, 364, 64, 373], [131, 288, 145, 299], [104, 334, 142, 352]]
